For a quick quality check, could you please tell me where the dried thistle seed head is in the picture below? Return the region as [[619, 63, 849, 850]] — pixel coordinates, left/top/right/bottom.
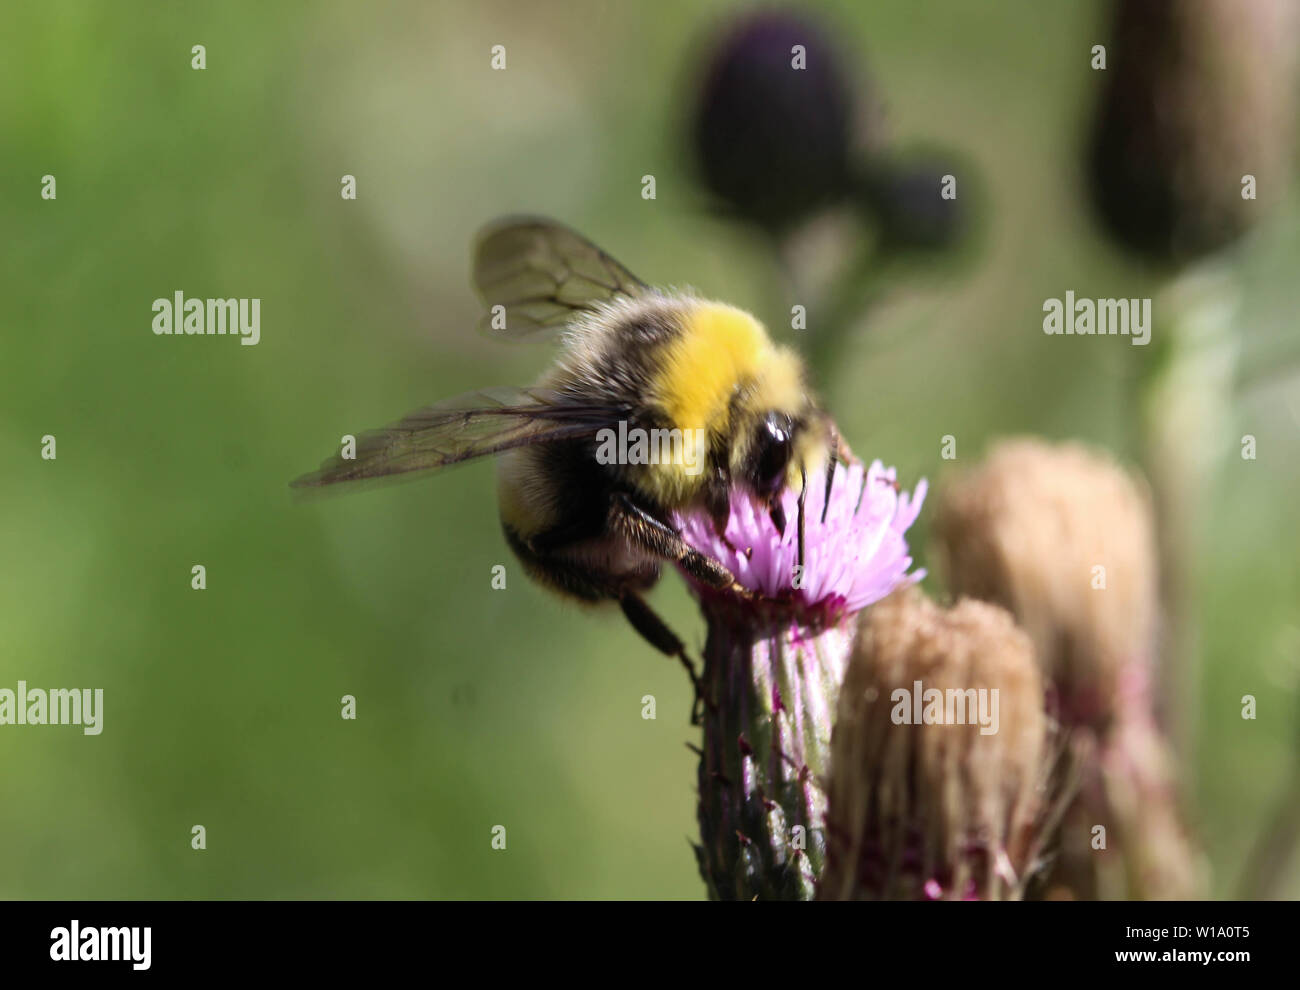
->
[[933, 439, 1158, 730], [1087, 0, 1299, 261], [821, 589, 1052, 900]]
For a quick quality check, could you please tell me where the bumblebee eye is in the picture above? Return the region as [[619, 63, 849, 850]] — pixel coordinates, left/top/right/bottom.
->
[[753, 415, 793, 493]]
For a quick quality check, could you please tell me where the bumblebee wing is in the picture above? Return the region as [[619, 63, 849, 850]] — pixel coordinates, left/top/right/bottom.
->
[[290, 386, 628, 488], [473, 216, 649, 340]]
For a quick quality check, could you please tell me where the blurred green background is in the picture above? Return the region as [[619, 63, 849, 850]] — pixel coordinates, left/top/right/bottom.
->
[[2, 0, 1297, 899]]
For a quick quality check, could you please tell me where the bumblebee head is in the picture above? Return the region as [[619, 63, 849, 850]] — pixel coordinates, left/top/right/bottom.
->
[[736, 405, 834, 492], [741, 410, 799, 496], [733, 398, 838, 563], [653, 297, 837, 546], [727, 339, 838, 553]]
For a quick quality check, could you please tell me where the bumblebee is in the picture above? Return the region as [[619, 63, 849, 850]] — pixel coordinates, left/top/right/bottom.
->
[[293, 218, 841, 709]]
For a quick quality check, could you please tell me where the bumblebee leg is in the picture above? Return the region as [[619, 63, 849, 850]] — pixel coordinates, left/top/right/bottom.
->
[[609, 492, 754, 599], [619, 593, 712, 725], [704, 468, 744, 557], [505, 521, 708, 723]]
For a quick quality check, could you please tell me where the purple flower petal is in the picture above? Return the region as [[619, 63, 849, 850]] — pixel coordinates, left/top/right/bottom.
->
[[674, 460, 926, 618]]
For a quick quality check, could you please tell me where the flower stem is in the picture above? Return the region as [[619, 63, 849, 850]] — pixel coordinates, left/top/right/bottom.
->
[[693, 597, 852, 900]]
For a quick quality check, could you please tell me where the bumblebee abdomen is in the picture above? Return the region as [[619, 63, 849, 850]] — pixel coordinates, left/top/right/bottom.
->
[[497, 439, 598, 539], [497, 439, 663, 604]]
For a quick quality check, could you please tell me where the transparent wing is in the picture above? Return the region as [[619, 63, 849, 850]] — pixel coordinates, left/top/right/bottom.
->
[[473, 216, 649, 340], [290, 386, 629, 488]]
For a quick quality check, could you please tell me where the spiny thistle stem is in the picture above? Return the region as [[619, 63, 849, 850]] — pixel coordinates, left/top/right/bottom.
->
[[694, 598, 853, 900]]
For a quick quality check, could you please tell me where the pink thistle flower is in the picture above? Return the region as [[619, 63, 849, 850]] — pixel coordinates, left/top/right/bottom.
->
[[675, 459, 927, 622], [680, 454, 928, 900]]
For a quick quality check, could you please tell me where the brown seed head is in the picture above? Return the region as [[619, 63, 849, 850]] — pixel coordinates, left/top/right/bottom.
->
[[933, 439, 1158, 729], [821, 589, 1054, 900]]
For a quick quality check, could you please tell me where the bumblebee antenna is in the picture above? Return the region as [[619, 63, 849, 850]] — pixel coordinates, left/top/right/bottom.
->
[[797, 466, 808, 570], [822, 421, 840, 524]]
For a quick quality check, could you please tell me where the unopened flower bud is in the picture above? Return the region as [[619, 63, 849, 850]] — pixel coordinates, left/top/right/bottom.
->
[[689, 10, 859, 234], [820, 589, 1061, 900], [1087, 0, 1299, 261], [934, 439, 1157, 730], [935, 438, 1206, 898]]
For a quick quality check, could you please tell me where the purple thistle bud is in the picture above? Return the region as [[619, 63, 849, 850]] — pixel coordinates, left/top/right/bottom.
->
[[858, 156, 967, 251], [689, 10, 860, 234]]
